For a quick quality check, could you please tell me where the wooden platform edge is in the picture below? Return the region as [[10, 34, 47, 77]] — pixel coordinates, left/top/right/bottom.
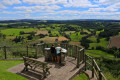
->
[[66, 63, 85, 80]]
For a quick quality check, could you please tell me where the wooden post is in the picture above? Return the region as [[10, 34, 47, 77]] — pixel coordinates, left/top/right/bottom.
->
[[69, 45, 72, 56], [4, 46, 7, 59], [77, 50, 80, 68], [83, 48, 85, 62], [72, 45, 74, 57], [75, 45, 78, 59], [92, 58, 94, 78], [35, 45, 38, 59], [26, 45, 29, 57], [66, 44, 68, 56], [43, 43, 45, 54], [99, 70, 102, 80], [84, 54, 87, 71]]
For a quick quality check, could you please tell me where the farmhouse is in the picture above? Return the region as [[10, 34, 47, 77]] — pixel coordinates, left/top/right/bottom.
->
[[108, 35, 120, 48]]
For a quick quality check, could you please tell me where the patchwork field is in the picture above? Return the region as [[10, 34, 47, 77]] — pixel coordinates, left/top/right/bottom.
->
[[89, 38, 109, 49], [70, 32, 82, 41], [86, 50, 114, 58], [87, 36, 97, 42], [65, 31, 75, 35], [1, 28, 39, 36]]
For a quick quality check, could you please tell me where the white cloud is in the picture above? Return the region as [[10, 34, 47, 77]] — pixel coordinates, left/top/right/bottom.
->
[[14, 5, 61, 11], [1, 0, 21, 5], [89, 2, 120, 12], [64, 0, 98, 8], [0, 4, 7, 9], [22, 0, 67, 5], [88, 7, 118, 12], [0, 0, 21, 9], [25, 14, 30, 18], [94, 0, 120, 5]]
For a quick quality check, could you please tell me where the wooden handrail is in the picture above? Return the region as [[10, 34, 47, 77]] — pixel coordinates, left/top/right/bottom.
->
[[93, 59, 101, 71], [101, 72, 107, 80], [93, 67, 99, 79], [84, 52, 106, 80]]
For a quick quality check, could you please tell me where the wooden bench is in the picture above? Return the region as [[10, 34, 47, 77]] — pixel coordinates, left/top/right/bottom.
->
[[22, 56, 51, 78]]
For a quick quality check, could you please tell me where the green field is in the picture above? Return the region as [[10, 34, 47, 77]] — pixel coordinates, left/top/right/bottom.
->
[[72, 73, 89, 80], [0, 60, 27, 80], [89, 38, 109, 49], [1, 28, 39, 36], [65, 31, 75, 35], [96, 29, 104, 34], [51, 31, 61, 36], [83, 29, 91, 34], [49, 24, 65, 26], [87, 36, 97, 42], [86, 50, 114, 58], [70, 32, 82, 41]]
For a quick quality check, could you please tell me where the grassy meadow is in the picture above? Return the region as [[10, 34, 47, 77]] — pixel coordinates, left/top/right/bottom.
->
[[89, 38, 109, 49], [0, 60, 27, 80], [1, 28, 39, 36], [72, 73, 89, 80]]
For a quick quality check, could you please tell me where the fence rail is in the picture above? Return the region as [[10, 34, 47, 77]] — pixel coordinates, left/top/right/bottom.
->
[[84, 54, 107, 80]]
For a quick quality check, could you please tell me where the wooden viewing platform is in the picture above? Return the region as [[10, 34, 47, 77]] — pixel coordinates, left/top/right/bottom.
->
[[7, 56, 85, 80], [2, 43, 106, 80]]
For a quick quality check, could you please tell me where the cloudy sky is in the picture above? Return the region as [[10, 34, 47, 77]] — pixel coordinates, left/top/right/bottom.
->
[[0, 0, 120, 20]]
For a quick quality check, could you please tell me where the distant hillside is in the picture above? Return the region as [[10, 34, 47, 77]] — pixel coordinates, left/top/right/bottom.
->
[[0, 19, 120, 23]]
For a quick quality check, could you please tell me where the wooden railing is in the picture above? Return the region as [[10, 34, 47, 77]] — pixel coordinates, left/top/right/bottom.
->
[[84, 53, 107, 80]]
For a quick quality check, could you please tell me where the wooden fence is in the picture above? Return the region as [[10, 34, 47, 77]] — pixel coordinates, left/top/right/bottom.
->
[[84, 54, 107, 80]]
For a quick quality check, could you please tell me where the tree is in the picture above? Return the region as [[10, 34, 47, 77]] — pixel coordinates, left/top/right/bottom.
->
[[38, 34, 45, 38], [27, 34, 33, 40]]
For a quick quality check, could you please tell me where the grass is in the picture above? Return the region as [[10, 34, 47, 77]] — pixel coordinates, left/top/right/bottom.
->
[[89, 38, 109, 49], [1, 28, 39, 36], [87, 36, 97, 42], [49, 24, 65, 26], [40, 28, 47, 31], [37, 36, 58, 43], [70, 32, 82, 41], [96, 29, 104, 34], [0, 60, 27, 80], [83, 29, 91, 34], [65, 31, 75, 35], [86, 50, 114, 58], [70, 25, 81, 28], [55, 27, 61, 31], [51, 31, 61, 36], [103, 72, 120, 80], [119, 32, 120, 35], [72, 73, 89, 80]]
